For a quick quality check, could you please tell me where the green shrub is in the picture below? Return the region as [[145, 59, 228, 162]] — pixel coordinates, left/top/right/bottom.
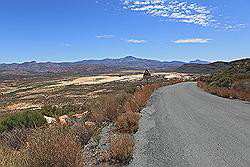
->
[[125, 86, 137, 95], [92, 128, 101, 145], [0, 124, 6, 133], [41, 105, 62, 117], [62, 104, 82, 114], [217, 77, 233, 88], [41, 104, 83, 118], [67, 112, 76, 116], [0, 110, 46, 133]]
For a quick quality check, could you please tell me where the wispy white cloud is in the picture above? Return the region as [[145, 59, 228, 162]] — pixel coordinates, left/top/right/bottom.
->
[[122, 0, 247, 30], [96, 34, 115, 39], [174, 38, 211, 43], [224, 23, 246, 31], [127, 39, 147, 43], [123, 0, 213, 27]]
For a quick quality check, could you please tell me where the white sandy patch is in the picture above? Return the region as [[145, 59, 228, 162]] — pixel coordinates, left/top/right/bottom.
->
[[6, 103, 41, 111], [50, 75, 143, 87], [48, 72, 191, 87]]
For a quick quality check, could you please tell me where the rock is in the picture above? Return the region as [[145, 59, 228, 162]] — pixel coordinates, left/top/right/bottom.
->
[[85, 121, 96, 127], [44, 115, 56, 124], [58, 115, 69, 124], [73, 111, 88, 119]]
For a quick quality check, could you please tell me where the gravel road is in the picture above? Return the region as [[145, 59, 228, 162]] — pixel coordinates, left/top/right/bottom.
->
[[129, 82, 250, 167]]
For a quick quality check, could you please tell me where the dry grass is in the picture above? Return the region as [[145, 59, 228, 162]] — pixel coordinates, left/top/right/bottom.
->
[[115, 84, 156, 133], [24, 126, 84, 167], [0, 79, 183, 166], [115, 111, 140, 133], [0, 125, 93, 167], [0, 145, 30, 166], [110, 133, 135, 164], [109, 84, 158, 164], [125, 84, 157, 112], [0, 127, 30, 150], [198, 81, 250, 101], [72, 124, 96, 146], [103, 94, 128, 122], [88, 92, 131, 125]]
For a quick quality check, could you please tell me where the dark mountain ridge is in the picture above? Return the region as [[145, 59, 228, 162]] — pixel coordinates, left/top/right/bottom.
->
[[73, 56, 187, 66], [0, 56, 209, 74], [177, 58, 250, 74], [189, 59, 210, 64]]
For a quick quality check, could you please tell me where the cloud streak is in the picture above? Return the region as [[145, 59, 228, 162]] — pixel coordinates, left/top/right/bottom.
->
[[174, 38, 211, 43], [96, 35, 115, 39], [123, 0, 213, 27], [127, 39, 147, 43], [122, 0, 246, 30]]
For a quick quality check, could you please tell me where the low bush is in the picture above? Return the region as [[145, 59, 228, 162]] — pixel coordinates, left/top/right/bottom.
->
[[197, 59, 250, 101], [41, 105, 61, 117], [232, 79, 250, 92], [88, 93, 131, 125], [123, 84, 157, 113], [92, 128, 102, 145], [41, 104, 83, 118], [103, 96, 122, 122], [0, 124, 6, 133], [115, 111, 140, 133], [217, 77, 233, 88], [0, 127, 30, 150], [0, 145, 29, 166], [72, 124, 95, 146], [198, 81, 250, 101], [67, 111, 76, 116], [110, 133, 135, 165], [114, 84, 157, 134], [124, 86, 138, 95], [25, 126, 84, 167], [0, 110, 46, 133], [62, 104, 82, 115]]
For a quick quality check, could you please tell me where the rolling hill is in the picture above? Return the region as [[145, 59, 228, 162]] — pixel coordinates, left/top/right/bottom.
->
[[176, 61, 230, 74]]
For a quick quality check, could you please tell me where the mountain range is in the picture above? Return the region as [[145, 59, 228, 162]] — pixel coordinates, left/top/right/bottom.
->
[[0, 56, 214, 76], [0, 56, 209, 69], [72, 56, 209, 66]]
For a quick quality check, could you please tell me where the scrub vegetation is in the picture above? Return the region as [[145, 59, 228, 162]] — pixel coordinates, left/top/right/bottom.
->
[[198, 59, 250, 101], [0, 69, 185, 166]]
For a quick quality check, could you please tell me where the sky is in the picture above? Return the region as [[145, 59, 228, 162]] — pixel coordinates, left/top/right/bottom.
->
[[0, 0, 249, 63]]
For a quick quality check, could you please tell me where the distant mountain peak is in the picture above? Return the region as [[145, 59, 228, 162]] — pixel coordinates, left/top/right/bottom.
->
[[124, 55, 136, 59], [22, 61, 37, 65], [189, 59, 210, 64], [123, 56, 138, 60]]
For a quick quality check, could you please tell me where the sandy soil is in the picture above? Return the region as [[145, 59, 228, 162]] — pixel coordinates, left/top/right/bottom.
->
[[0, 72, 193, 111], [6, 103, 41, 111], [50, 72, 191, 87]]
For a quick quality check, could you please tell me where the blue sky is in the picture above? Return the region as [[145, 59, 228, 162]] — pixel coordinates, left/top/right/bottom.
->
[[0, 0, 249, 63]]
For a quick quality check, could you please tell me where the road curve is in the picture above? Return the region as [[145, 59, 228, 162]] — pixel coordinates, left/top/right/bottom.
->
[[129, 82, 250, 167]]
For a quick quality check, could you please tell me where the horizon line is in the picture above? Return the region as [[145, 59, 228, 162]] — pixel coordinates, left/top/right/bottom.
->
[[1, 56, 249, 65]]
